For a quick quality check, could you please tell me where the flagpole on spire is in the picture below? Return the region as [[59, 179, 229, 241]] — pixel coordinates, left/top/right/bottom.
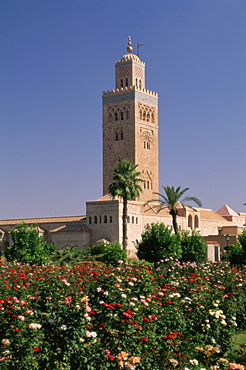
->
[[137, 42, 144, 57]]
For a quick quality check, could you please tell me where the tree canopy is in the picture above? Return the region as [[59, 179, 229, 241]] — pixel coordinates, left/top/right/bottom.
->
[[148, 185, 202, 234]]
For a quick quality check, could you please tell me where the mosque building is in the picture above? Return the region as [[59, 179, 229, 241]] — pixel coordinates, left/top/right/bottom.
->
[[0, 38, 245, 261]]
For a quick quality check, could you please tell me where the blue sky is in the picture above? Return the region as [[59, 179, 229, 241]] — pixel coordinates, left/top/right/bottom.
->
[[0, 0, 245, 219]]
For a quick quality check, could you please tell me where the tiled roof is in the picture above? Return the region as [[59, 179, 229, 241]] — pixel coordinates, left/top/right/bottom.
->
[[0, 215, 86, 226], [217, 204, 239, 217], [198, 209, 229, 222], [51, 224, 90, 233]]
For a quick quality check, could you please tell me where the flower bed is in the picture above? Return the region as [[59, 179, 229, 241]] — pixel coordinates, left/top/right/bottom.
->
[[0, 260, 245, 369]]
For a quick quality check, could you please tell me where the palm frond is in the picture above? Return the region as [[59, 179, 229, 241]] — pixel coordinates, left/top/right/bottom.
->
[[181, 196, 202, 207]]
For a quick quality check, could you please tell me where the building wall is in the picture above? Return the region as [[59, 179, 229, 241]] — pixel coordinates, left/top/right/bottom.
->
[[51, 231, 91, 250], [86, 200, 120, 244], [207, 243, 220, 262], [204, 235, 237, 252], [199, 219, 220, 236]]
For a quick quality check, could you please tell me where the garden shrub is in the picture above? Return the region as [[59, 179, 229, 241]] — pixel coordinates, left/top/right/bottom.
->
[[179, 230, 207, 263], [95, 241, 127, 266], [222, 244, 245, 265], [136, 223, 182, 264], [90, 242, 107, 256], [4, 222, 56, 265], [222, 230, 246, 265]]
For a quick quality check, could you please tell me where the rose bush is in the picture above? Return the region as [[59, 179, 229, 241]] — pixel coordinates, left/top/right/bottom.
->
[[0, 259, 245, 369]]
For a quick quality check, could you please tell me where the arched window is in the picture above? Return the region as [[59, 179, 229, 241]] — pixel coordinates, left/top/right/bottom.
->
[[126, 110, 129, 119], [99, 216, 102, 223], [144, 141, 146, 149], [120, 132, 123, 140], [136, 217, 138, 224], [120, 79, 123, 87], [110, 216, 112, 223], [104, 215, 107, 223], [139, 79, 142, 89], [135, 77, 138, 87], [132, 216, 134, 224], [151, 113, 155, 123], [127, 216, 130, 223], [140, 110, 142, 120], [143, 111, 146, 121], [188, 215, 193, 229], [194, 215, 199, 228], [147, 181, 149, 189], [120, 111, 124, 120], [147, 112, 150, 122], [125, 78, 128, 87], [94, 216, 97, 224], [89, 217, 92, 224], [116, 133, 118, 141], [109, 113, 113, 121], [144, 181, 146, 189], [115, 112, 118, 121]]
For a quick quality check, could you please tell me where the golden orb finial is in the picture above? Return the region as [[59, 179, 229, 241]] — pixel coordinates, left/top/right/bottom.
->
[[127, 36, 133, 53]]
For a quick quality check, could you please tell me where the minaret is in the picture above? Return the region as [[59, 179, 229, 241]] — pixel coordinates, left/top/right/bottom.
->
[[102, 37, 159, 202]]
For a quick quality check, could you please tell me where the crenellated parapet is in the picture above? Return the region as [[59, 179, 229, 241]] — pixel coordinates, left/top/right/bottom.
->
[[102, 85, 158, 98]]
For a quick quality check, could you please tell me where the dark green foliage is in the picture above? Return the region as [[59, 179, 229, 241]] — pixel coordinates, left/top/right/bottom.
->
[[136, 223, 182, 263], [91, 241, 127, 266], [238, 229, 246, 253], [5, 222, 56, 265], [223, 244, 245, 265], [98, 241, 127, 266], [90, 242, 107, 256], [51, 246, 90, 266], [179, 230, 207, 263], [222, 230, 246, 265]]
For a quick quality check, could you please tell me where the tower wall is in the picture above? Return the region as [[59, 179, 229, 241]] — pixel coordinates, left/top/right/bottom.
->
[[102, 53, 159, 202]]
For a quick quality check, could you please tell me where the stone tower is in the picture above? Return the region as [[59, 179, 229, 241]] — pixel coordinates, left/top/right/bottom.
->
[[102, 37, 159, 202]]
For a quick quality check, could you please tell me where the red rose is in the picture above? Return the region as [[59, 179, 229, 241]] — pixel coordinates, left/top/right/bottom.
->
[[140, 337, 148, 342], [143, 317, 150, 322]]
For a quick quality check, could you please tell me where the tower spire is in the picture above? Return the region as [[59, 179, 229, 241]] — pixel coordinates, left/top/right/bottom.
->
[[126, 36, 133, 53]]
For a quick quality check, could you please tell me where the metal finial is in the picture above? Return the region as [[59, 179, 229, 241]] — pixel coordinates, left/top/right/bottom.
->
[[127, 36, 133, 53]]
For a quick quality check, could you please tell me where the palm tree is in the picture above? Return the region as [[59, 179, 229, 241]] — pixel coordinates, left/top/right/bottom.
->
[[108, 160, 144, 250], [148, 185, 202, 234]]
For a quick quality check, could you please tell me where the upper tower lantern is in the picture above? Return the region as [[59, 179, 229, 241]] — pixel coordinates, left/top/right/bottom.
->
[[115, 37, 145, 90], [102, 37, 159, 202]]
